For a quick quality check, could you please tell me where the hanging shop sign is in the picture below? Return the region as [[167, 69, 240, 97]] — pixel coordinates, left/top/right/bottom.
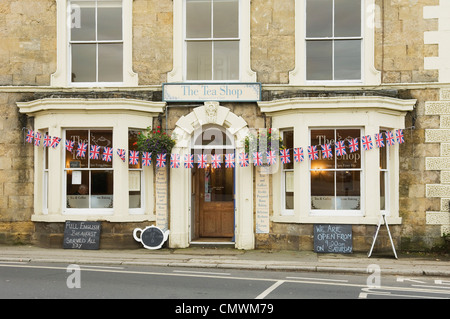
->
[[162, 82, 261, 102]]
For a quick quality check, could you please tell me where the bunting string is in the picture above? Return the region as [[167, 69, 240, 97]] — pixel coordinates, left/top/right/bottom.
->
[[23, 128, 405, 168]]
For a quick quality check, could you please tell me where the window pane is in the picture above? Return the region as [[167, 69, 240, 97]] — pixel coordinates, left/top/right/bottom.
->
[[306, 0, 332, 38], [337, 129, 361, 169], [213, 0, 239, 38], [66, 170, 90, 209], [285, 171, 294, 210], [98, 44, 123, 82], [311, 129, 335, 169], [90, 130, 113, 168], [311, 171, 335, 210], [70, 1, 96, 41], [187, 41, 212, 80], [380, 172, 386, 210], [334, 0, 361, 37], [66, 130, 89, 168], [334, 40, 361, 80], [306, 41, 332, 80], [91, 170, 113, 208], [186, 0, 212, 38], [283, 131, 294, 170], [71, 44, 96, 82], [129, 170, 142, 208], [336, 171, 360, 210], [97, 2, 122, 40], [213, 41, 239, 80]]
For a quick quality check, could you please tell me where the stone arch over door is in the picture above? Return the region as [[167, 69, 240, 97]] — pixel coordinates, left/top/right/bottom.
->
[[169, 102, 254, 249]]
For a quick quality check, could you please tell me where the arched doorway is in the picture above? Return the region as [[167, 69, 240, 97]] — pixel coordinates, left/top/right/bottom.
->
[[191, 125, 235, 242], [169, 102, 254, 249]]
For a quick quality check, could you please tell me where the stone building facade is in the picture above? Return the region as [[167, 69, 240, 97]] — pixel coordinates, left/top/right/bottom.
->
[[0, 0, 449, 252]]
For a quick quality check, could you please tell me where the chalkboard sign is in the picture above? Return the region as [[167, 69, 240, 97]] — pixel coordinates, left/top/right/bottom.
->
[[63, 221, 101, 250], [314, 224, 352, 254], [133, 226, 169, 250]]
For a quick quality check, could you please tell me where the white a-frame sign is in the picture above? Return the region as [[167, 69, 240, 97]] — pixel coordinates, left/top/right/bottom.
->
[[368, 213, 398, 259]]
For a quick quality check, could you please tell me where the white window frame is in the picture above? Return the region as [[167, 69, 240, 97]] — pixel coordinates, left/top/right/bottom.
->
[[309, 127, 364, 217], [304, 0, 363, 83], [51, 0, 138, 87], [289, 0, 381, 86], [168, 0, 256, 82], [63, 128, 115, 215], [281, 129, 294, 216], [379, 128, 390, 216], [128, 129, 145, 215]]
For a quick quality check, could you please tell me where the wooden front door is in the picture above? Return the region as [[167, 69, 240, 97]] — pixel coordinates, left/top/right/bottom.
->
[[196, 163, 234, 238]]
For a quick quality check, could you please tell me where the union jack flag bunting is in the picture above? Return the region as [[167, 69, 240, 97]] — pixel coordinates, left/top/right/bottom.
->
[[225, 153, 235, 168], [90, 145, 101, 159], [184, 154, 194, 168], [34, 132, 41, 146], [65, 140, 75, 152], [361, 135, 373, 151], [335, 140, 347, 157], [142, 152, 152, 166], [385, 131, 395, 146], [25, 129, 34, 143], [374, 133, 385, 148], [307, 146, 318, 161], [266, 150, 277, 165], [156, 153, 167, 168], [239, 153, 249, 167], [117, 148, 126, 162], [129, 150, 139, 165], [170, 153, 180, 168], [211, 154, 221, 168], [396, 129, 404, 144], [43, 135, 52, 147], [51, 137, 61, 149], [280, 149, 290, 164], [197, 154, 208, 168], [253, 152, 262, 166], [321, 144, 333, 159], [102, 147, 113, 162], [348, 138, 359, 153], [293, 147, 304, 162], [77, 142, 87, 158]]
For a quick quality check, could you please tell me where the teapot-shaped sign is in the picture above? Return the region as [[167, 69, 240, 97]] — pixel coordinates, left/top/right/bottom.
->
[[133, 225, 169, 250]]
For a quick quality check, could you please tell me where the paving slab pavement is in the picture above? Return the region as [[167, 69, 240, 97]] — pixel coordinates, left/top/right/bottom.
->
[[0, 245, 449, 277]]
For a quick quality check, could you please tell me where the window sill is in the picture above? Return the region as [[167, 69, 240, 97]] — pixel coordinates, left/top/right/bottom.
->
[[272, 214, 402, 225]]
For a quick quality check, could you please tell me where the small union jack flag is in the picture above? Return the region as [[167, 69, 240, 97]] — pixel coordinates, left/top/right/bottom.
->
[[361, 135, 373, 151], [33, 132, 41, 146], [25, 129, 34, 143], [374, 133, 385, 148], [395, 129, 404, 144], [197, 154, 208, 168], [77, 142, 87, 158], [348, 138, 359, 153], [90, 145, 101, 159], [117, 148, 126, 162], [43, 135, 52, 147], [225, 153, 235, 168], [266, 150, 277, 165], [170, 153, 180, 168], [156, 153, 167, 168], [294, 147, 304, 162], [385, 131, 395, 146], [65, 140, 75, 152], [321, 144, 333, 159], [51, 137, 61, 149], [102, 147, 113, 162], [211, 154, 221, 168], [280, 149, 290, 164], [142, 152, 152, 166], [129, 150, 139, 165], [308, 146, 318, 161], [239, 153, 249, 167], [184, 154, 194, 168], [253, 152, 262, 166], [335, 140, 347, 157]]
